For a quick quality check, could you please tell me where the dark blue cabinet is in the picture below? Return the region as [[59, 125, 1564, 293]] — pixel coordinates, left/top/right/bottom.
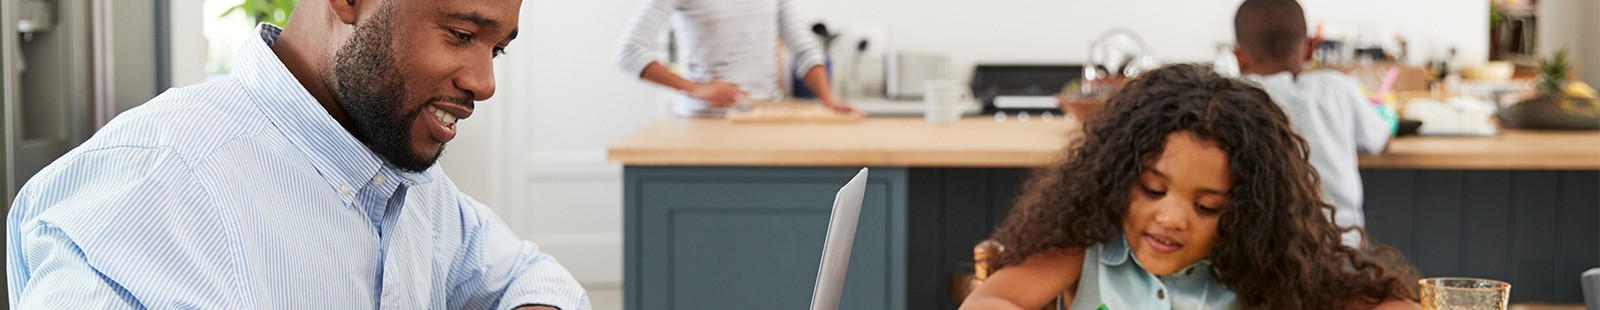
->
[[624, 166, 1597, 309], [624, 167, 908, 310]]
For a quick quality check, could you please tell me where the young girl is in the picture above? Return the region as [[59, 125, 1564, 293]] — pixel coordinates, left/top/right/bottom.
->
[[962, 64, 1419, 310]]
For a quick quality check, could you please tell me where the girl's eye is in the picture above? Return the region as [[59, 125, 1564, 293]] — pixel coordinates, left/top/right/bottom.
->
[[1195, 204, 1222, 215], [1140, 184, 1166, 197]]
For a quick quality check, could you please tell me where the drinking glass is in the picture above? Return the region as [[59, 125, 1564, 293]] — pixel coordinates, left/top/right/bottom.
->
[[1419, 277, 1510, 310]]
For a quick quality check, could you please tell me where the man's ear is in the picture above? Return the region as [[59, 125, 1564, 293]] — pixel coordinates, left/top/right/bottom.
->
[[329, 0, 360, 25]]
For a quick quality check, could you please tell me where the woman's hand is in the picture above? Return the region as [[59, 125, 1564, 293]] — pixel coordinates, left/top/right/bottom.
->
[[821, 99, 866, 119], [687, 80, 746, 107]]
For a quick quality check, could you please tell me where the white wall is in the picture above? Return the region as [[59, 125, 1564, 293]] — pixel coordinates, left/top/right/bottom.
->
[[1589, 0, 1600, 88], [439, 0, 664, 290], [799, 0, 1487, 81], [169, 0, 207, 86], [440, 0, 1494, 291], [1539, 0, 1600, 88]]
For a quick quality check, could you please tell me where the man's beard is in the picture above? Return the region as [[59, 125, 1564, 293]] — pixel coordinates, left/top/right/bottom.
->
[[330, 3, 440, 173]]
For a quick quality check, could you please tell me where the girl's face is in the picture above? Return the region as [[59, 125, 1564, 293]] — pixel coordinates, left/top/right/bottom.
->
[[1123, 131, 1233, 276]]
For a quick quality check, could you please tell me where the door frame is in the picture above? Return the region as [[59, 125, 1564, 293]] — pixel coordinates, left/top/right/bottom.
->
[[4, 0, 20, 206]]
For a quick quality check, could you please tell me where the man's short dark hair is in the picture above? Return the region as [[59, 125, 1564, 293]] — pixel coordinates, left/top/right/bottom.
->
[[1234, 0, 1307, 64]]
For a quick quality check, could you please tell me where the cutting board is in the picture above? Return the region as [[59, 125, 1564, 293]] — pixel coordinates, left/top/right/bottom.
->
[[725, 100, 862, 124]]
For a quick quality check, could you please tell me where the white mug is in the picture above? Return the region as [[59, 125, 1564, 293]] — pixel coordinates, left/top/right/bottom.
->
[[923, 79, 967, 124]]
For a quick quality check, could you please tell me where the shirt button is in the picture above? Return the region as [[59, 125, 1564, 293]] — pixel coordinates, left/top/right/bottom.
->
[[1157, 289, 1166, 299], [374, 174, 386, 185], [339, 184, 353, 195]]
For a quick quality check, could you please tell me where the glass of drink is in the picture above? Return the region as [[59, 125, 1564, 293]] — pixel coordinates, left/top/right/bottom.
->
[[1419, 277, 1510, 310]]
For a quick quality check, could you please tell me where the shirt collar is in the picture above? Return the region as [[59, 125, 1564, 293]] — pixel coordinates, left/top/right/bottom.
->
[[231, 23, 433, 204], [1102, 233, 1212, 276], [1247, 71, 1298, 84], [1101, 233, 1133, 265]]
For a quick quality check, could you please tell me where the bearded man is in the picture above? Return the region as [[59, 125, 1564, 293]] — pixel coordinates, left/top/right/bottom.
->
[[6, 0, 589, 309]]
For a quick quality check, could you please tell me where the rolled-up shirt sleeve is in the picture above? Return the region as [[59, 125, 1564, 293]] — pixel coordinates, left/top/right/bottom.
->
[[615, 0, 681, 76], [778, 0, 826, 74], [451, 194, 589, 310]]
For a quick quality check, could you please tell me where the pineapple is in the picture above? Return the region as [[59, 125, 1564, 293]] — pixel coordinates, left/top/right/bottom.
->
[[1533, 49, 1597, 100], [1499, 49, 1600, 129], [1537, 50, 1572, 97]]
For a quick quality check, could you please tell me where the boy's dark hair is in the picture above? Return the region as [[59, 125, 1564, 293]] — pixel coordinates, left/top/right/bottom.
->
[[988, 63, 1417, 308], [1234, 0, 1308, 65]]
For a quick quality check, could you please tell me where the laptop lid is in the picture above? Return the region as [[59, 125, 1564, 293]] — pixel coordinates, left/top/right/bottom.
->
[[809, 168, 869, 310]]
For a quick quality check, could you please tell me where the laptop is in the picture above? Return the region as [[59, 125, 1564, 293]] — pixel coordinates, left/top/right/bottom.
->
[[809, 168, 869, 310]]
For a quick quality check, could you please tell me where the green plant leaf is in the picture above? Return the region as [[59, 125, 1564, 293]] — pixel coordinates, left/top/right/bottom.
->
[[1539, 49, 1572, 96], [219, 5, 241, 19], [219, 0, 296, 27], [272, 0, 297, 26], [275, 0, 297, 14], [252, 0, 274, 13]]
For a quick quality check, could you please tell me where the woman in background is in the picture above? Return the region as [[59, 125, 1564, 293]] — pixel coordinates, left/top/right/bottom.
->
[[615, 0, 855, 117]]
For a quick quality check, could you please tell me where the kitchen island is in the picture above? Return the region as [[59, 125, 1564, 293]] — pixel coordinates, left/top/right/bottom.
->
[[610, 117, 1600, 309]]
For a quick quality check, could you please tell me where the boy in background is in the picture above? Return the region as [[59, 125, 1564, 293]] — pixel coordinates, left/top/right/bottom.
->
[[1233, 0, 1392, 247]]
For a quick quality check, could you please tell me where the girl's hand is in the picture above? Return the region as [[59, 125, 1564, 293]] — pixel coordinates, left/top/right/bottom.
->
[[959, 249, 1085, 310]]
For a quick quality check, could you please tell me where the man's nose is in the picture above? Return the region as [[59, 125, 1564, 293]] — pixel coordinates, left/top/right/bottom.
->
[[456, 56, 497, 101]]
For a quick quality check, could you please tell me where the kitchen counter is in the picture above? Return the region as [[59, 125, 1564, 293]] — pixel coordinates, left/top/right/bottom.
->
[[611, 117, 1599, 309], [1361, 129, 1600, 169], [608, 117, 1600, 170]]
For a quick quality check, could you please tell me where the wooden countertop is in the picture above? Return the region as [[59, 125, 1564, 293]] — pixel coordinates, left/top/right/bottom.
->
[[1359, 129, 1600, 170], [607, 117, 1600, 170]]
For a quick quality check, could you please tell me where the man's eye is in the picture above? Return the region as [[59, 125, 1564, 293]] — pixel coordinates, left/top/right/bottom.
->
[[449, 30, 473, 43]]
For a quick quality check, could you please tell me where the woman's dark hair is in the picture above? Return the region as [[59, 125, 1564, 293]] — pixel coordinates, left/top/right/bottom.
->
[[988, 63, 1417, 308]]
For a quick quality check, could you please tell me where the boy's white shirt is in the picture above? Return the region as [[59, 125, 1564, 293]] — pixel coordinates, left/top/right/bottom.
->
[[1247, 70, 1391, 247]]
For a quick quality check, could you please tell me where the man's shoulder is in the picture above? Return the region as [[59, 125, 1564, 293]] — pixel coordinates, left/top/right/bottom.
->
[[106, 77, 268, 137], [84, 78, 273, 167], [13, 78, 273, 211]]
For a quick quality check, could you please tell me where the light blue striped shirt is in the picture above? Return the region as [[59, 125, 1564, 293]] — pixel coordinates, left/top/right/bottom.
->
[[6, 24, 590, 309]]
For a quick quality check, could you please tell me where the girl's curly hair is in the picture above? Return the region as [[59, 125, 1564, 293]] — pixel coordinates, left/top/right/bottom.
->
[[988, 63, 1417, 308]]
